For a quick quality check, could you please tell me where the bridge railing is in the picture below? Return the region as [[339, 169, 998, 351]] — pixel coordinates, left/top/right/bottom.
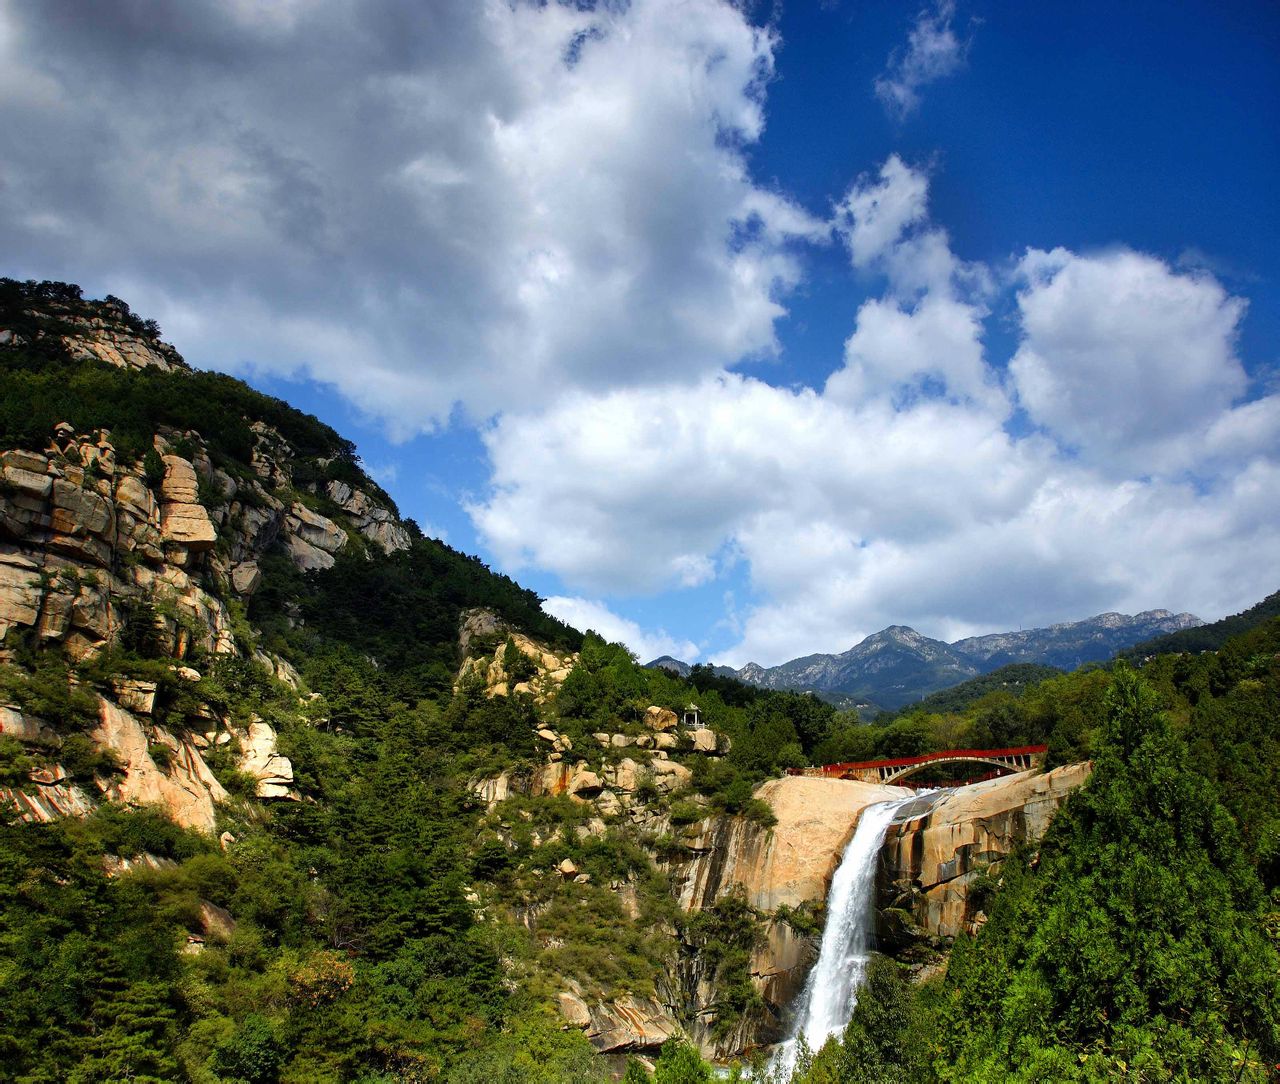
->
[[787, 744, 1048, 778]]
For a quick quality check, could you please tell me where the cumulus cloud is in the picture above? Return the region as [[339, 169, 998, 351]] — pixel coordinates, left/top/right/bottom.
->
[[874, 0, 969, 119], [473, 159, 1278, 665], [829, 156, 1001, 410], [1010, 247, 1251, 474], [0, 0, 822, 432], [542, 596, 699, 663]]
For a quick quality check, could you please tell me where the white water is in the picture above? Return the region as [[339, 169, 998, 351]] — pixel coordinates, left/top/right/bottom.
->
[[767, 794, 920, 1081]]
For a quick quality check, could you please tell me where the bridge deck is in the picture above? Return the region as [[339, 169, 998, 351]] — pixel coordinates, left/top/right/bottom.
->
[[789, 744, 1048, 781]]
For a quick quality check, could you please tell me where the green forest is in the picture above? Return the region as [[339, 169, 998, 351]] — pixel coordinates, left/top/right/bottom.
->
[[1, 280, 1277, 1082]]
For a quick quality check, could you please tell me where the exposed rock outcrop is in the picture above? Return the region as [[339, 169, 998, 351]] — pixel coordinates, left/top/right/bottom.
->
[[880, 762, 1092, 939], [456, 629, 577, 704], [93, 699, 230, 835], [236, 719, 298, 800]]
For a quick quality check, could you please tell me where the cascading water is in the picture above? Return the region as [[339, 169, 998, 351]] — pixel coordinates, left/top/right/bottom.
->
[[766, 794, 921, 1081]]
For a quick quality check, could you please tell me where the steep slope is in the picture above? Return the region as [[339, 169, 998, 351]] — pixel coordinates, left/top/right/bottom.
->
[[877, 662, 1063, 720]]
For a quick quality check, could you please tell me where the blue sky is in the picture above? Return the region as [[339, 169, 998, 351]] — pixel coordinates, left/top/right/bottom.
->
[[3, 0, 1278, 665]]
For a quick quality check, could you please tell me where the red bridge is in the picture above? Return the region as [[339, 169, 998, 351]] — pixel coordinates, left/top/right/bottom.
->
[[790, 745, 1047, 786]]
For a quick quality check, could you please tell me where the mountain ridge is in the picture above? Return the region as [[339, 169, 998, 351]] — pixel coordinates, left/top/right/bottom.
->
[[648, 608, 1203, 711]]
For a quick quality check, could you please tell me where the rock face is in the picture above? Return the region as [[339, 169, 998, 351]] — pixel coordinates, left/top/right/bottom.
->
[[93, 700, 230, 835], [0, 291, 414, 834], [676, 776, 911, 914], [456, 627, 578, 705], [880, 762, 1092, 939], [237, 720, 298, 800], [670, 767, 1092, 1056], [671, 777, 912, 1052]]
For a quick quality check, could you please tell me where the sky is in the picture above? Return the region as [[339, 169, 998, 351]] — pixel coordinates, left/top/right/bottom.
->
[[3, 0, 1278, 667]]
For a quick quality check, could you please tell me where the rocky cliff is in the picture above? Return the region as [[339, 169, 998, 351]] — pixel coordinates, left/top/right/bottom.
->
[[0, 283, 414, 831], [880, 763, 1093, 941], [666, 766, 1092, 1055]]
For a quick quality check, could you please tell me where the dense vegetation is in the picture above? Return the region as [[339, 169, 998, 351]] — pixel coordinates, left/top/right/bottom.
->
[[774, 618, 1280, 1083], [2, 282, 1277, 1081], [1121, 588, 1280, 659], [876, 663, 1063, 722]]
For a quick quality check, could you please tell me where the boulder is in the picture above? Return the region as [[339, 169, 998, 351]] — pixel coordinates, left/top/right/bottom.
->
[[690, 728, 717, 753], [0, 705, 61, 747], [161, 503, 217, 550], [237, 719, 297, 800], [650, 759, 693, 792], [558, 992, 593, 1028], [569, 766, 603, 798], [230, 561, 261, 596], [644, 706, 678, 732]]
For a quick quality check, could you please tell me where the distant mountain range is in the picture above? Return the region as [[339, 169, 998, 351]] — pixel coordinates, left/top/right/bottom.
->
[[647, 609, 1203, 712]]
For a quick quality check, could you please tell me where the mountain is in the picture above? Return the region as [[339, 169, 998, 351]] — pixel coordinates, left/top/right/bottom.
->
[[647, 654, 692, 676], [656, 609, 1204, 711], [736, 625, 979, 711], [1119, 590, 1280, 659], [951, 609, 1202, 670]]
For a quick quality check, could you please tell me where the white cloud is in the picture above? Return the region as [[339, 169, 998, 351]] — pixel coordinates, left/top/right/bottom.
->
[[473, 160, 1278, 666], [1010, 247, 1250, 474], [833, 155, 928, 269], [0, 0, 823, 432], [830, 156, 1002, 411], [874, 0, 968, 119], [542, 596, 699, 664]]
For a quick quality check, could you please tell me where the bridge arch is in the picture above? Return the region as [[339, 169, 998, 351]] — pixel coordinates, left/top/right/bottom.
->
[[790, 745, 1048, 786], [880, 753, 1034, 784]]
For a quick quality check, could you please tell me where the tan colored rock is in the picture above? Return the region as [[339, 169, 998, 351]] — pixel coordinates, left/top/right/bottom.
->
[[654, 732, 678, 750], [583, 995, 679, 1053], [690, 728, 717, 753], [674, 776, 911, 912], [92, 699, 228, 834], [650, 759, 693, 792], [112, 678, 157, 715], [644, 705, 678, 732], [610, 733, 633, 748], [611, 758, 640, 792], [0, 704, 61, 747], [1, 779, 97, 822], [161, 502, 217, 550], [237, 720, 297, 800], [160, 456, 200, 504], [286, 502, 347, 553], [536, 728, 558, 743], [557, 857, 578, 877], [569, 767, 603, 798], [558, 991, 593, 1028], [882, 763, 1092, 938]]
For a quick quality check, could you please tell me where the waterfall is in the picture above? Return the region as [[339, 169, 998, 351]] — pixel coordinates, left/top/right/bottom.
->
[[767, 794, 919, 1081]]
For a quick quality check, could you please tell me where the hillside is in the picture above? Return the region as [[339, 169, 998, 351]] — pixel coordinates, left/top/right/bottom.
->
[[878, 662, 1064, 721], [1120, 589, 1280, 659], [2, 282, 1276, 1082]]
